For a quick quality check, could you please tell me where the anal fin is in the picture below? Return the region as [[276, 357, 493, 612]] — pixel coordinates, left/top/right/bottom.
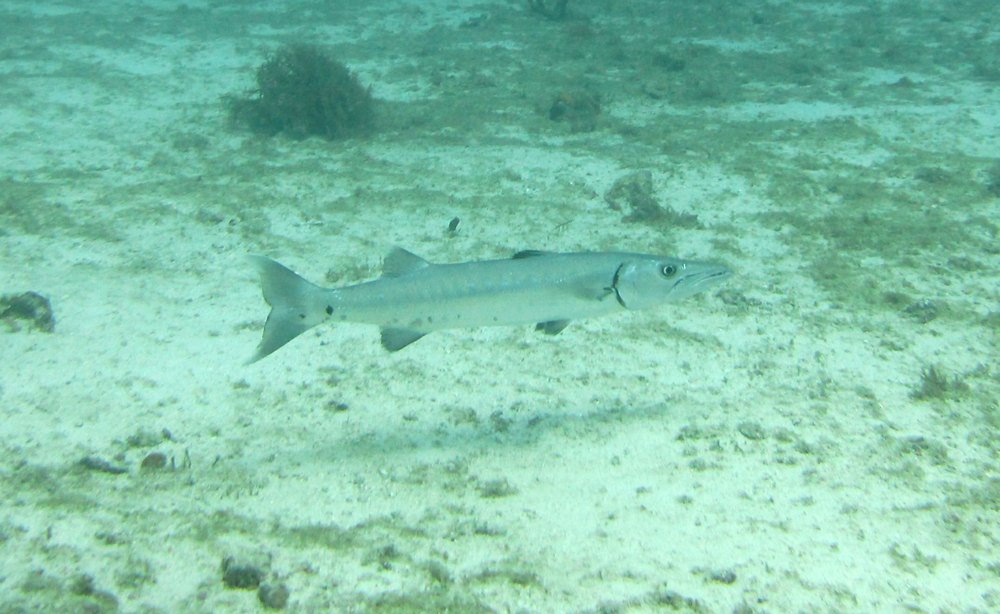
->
[[535, 320, 571, 335], [380, 327, 427, 351]]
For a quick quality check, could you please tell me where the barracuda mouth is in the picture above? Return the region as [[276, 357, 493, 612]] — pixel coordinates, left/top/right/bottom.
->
[[674, 265, 731, 293], [701, 266, 732, 283]]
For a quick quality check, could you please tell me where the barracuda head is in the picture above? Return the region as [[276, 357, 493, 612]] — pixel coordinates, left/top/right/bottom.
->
[[612, 256, 730, 310]]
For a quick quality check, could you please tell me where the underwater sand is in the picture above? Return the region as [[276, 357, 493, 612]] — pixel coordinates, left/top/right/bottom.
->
[[1, 0, 998, 611]]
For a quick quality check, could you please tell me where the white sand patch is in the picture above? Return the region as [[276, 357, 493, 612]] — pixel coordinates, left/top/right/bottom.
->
[[1, 0, 998, 612]]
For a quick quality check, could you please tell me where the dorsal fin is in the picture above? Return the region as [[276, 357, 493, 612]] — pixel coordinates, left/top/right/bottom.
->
[[512, 250, 550, 259], [382, 248, 430, 278]]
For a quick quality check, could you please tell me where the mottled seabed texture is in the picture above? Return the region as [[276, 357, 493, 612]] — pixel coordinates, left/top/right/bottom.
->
[[1, 0, 998, 612]]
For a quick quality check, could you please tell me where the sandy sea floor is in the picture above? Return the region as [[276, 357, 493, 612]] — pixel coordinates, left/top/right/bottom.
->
[[1, 0, 998, 612]]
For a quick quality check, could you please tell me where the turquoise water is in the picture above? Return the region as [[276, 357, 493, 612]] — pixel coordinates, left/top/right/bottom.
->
[[1, 1, 997, 611]]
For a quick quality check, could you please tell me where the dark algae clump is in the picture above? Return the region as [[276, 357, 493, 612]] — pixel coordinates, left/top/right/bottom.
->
[[227, 44, 375, 140], [911, 365, 970, 401], [221, 555, 264, 589], [1, 291, 55, 332]]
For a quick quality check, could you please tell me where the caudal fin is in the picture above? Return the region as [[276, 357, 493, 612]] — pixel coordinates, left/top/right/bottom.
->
[[247, 256, 326, 363]]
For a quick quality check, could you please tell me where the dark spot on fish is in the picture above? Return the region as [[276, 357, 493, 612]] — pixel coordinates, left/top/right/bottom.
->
[[447, 217, 460, 233], [326, 305, 333, 315], [427, 316, 433, 323], [298, 313, 306, 320]]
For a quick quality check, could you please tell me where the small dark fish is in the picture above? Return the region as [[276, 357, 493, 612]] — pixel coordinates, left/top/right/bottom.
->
[[80, 456, 128, 475]]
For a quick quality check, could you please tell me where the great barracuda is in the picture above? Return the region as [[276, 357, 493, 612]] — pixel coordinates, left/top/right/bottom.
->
[[248, 248, 730, 362]]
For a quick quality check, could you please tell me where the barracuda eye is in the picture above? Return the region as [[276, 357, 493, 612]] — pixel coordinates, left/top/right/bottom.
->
[[660, 264, 678, 278]]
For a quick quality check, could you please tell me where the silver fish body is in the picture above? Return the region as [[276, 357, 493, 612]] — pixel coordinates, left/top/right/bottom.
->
[[248, 248, 729, 362]]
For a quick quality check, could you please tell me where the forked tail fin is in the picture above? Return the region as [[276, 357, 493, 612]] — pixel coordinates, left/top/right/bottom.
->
[[247, 256, 327, 363]]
